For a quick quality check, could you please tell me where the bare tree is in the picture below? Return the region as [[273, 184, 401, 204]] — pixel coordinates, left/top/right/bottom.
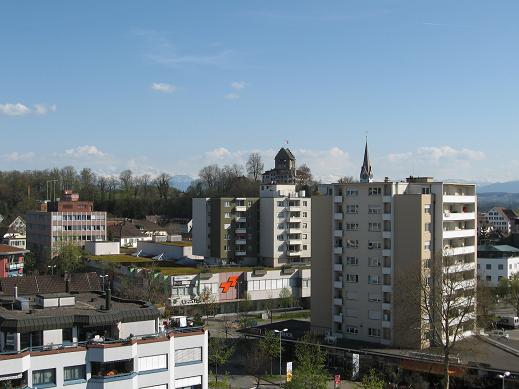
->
[[296, 164, 313, 187], [199, 164, 220, 192], [119, 169, 133, 197], [246, 152, 264, 181], [337, 176, 355, 184], [398, 252, 476, 389], [155, 173, 171, 201]]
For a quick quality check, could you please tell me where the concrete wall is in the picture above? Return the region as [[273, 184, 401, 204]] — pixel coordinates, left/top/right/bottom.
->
[[119, 319, 157, 338], [310, 195, 332, 332], [137, 241, 203, 260], [85, 241, 120, 255], [43, 329, 62, 346]]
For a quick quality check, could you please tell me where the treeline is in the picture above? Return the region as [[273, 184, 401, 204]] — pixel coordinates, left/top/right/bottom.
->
[[0, 153, 317, 221]]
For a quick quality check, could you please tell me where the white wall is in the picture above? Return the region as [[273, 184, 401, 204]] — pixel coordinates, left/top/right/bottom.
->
[[478, 255, 519, 286], [119, 319, 157, 338], [43, 329, 62, 346], [85, 241, 120, 255]]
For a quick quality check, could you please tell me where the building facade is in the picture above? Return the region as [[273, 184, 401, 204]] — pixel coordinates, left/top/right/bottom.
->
[[1, 216, 27, 249], [26, 190, 107, 260], [0, 274, 208, 389], [477, 245, 519, 286], [484, 207, 518, 235], [0, 244, 28, 277], [192, 148, 311, 267], [312, 144, 477, 349]]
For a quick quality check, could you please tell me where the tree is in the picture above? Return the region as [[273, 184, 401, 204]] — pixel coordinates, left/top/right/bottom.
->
[[52, 241, 85, 274], [477, 279, 497, 329], [279, 287, 293, 309], [244, 348, 265, 388], [286, 333, 328, 389], [259, 330, 281, 376], [361, 369, 386, 389], [155, 173, 171, 201], [398, 253, 476, 389], [246, 152, 264, 181], [337, 176, 355, 184], [199, 287, 218, 323], [296, 164, 313, 187], [498, 275, 519, 316], [209, 337, 234, 383]]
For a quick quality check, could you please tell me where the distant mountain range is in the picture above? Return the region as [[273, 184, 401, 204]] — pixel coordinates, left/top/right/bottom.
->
[[169, 175, 194, 192], [477, 180, 519, 193]]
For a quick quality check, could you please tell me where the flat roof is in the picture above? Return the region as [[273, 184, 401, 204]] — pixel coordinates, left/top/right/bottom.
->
[[478, 245, 519, 253], [0, 244, 28, 255], [0, 291, 159, 332]]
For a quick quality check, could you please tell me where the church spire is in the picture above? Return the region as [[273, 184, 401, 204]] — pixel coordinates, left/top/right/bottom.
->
[[360, 139, 373, 183]]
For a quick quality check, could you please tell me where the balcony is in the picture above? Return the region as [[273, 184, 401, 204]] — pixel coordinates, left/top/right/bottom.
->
[[443, 195, 476, 204], [334, 230, 343, 238], [288, 228, 301, 234], [382, 303, 392, 310], [88, 372, 137, 389], [235, 206, 246, 212], [334, 247, 343, 255], [382, 249, 391, 257], [382, 321, 391, 328], [334, 281, 343, 289], [383, 231, 392, 239], [236, 217, 247, 223], [383, 196, 392, 203], [382, 267, 391, 275], [382, 285, 392, 293], [235, 228, 246, 234], [289, 206, 301, 212], [287, 250, 301, 257], [334, 196, 343, 203], [383, 213, 391, 221], [445, 246, 475, 256], [235, 251, 247, 256], [443, 229, 476, 239], [334, 213, 343, 220], [334, 298, 342, 305], [334, 263, 343, 272], [443, 212, 475, 221], [289, 216, 301, 223], [333, 315, 343, 323], [235, 239, 246, 245]]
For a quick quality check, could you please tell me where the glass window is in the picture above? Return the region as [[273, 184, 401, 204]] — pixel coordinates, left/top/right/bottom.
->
[[62, 328, 73, 344], [32, 369, 56, 387], [64, 365, 86, 382], [175, 348, 202, 366], [139, 354, 168, 372]]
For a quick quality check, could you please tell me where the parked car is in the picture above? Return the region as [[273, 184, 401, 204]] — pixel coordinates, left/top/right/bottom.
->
[[489, 329, 510, 339], [497, 316, 519, 329]]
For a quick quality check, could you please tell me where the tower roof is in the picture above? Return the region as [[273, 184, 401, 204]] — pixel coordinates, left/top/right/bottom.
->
[[360, 140, 373, 183]]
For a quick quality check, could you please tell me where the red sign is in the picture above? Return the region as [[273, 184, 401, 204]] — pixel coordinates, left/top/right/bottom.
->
[[220, 275, 239, 293], [335, 374, 341, 385]]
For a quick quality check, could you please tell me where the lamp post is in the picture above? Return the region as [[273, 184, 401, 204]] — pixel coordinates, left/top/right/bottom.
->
[[99, 274, 109, 291], [498, 371, 511, 389], [274, 328, 288, 386], [47, 264, 57, 275]]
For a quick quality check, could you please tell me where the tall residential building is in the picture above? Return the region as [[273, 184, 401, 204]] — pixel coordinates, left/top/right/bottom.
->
[[26, 190, 107, 260], [312, 144, 477, 348], [193, 148, 311, 267], [192, 197, 260, 264], [0, 273, 208, 389]]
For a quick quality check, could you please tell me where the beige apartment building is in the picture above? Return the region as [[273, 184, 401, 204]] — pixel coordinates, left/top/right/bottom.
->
[[312, 143, 477, 348]]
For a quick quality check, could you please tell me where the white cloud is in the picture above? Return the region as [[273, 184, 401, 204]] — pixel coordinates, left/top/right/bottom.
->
[[151, 82, 177, 93], [205, 147, 231, 159], [224, 93, 240, 100], [2, 151, 35, 162], [0, 103, 31, 116], [0, 102, 57, 116], [65, 145, 106, 158], [230, 81, 246, 90], [387, 146, 485, 164]]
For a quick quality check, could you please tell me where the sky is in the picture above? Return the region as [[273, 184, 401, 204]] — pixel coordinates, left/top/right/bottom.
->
[[1, 1, 518, 183]]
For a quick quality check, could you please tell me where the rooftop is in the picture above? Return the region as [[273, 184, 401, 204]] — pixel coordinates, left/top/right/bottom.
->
[[0, 244, 28, 255], [477, 244, 519, 253]]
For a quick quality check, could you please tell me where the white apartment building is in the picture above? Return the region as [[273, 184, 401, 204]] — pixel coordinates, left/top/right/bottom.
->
[[260, 184, 311, 267], [312, 143, 477, 349], [0, 274, 208, 389], [477, 244, 519, 286], [485, 207, 518, 235]]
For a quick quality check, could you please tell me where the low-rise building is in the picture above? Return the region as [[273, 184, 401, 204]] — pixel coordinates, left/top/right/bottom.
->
[[136, 240, 203, 261], [0, 273, 208, 389], [477, 244, 519, 286], [0, 216, 27, 249], [0, 244, 28, 277], [484, 207, 518, 235]]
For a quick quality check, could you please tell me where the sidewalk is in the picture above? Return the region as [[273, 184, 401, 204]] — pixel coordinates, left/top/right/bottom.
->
[[214, 374, 359, 389]]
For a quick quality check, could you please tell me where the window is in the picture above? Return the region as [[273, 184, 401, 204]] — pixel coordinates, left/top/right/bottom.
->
[[248, 201, 252, 206], [345, 189, 359, 196], [302, 212, 308, 217], [422, 187, 431, 194], [303, 201, 308, 206], [486, 264, 491, 270], [368, 257, 381, 267], [345, 205, 358, 214], [345, 223, 359, 231], [368, 241, 381, 249], [345, 326, 358, 335], [368, 328, 381, 337], [346, 257, 358, 265], [424, 205, 431, 214], [498, 264, 504, 270], [369, 310, 382, 320], [64, 365, 86, 383], [62, 328, 73, 344], [486, 276, 491, 281], [346, 274, 359, 283], [424, 223, 431, 232], [277, 201, 284, 206], [302, 233, 308, 239], [224, 212, 231, 219], [346, 240, 359, 248], [303, 245, 308, 250], [175, 347, 203, 366], [368, 205, 382, 214], [368, 275, 380, 285], [368, 187, 381, 195], [368, 293, 381, 302], [277, 234, 284, 241], [302, 223, 308, 228], [91, 360, 134, 378], [32, 369, 56, 387], [368, 222, 381, 231], [424, 241, 431, 251], [139, 354, 168, 372]]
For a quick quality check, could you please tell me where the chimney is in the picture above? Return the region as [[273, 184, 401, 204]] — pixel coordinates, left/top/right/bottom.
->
[[14, 286, 18, 300], [105, 288, 112, 310]]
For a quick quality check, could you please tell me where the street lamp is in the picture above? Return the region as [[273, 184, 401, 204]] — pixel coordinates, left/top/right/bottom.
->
[[99, 274, 109, 291], [498, 371, 511, 389], [47, 264, 57, 275], [274, 328, 288, 386]]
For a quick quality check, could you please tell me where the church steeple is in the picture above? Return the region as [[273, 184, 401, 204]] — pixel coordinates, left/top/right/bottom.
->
[[360, 140, 373, 183]]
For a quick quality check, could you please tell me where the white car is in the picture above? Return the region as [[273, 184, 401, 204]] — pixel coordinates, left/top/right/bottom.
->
[[490, 329, 510, 339]]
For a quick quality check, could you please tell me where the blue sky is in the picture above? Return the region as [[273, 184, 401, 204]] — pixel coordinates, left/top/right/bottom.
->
[[1, 1, 518, 182]]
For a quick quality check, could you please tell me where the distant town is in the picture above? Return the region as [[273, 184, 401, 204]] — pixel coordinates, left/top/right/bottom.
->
[[1, 143, 519, 388]]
